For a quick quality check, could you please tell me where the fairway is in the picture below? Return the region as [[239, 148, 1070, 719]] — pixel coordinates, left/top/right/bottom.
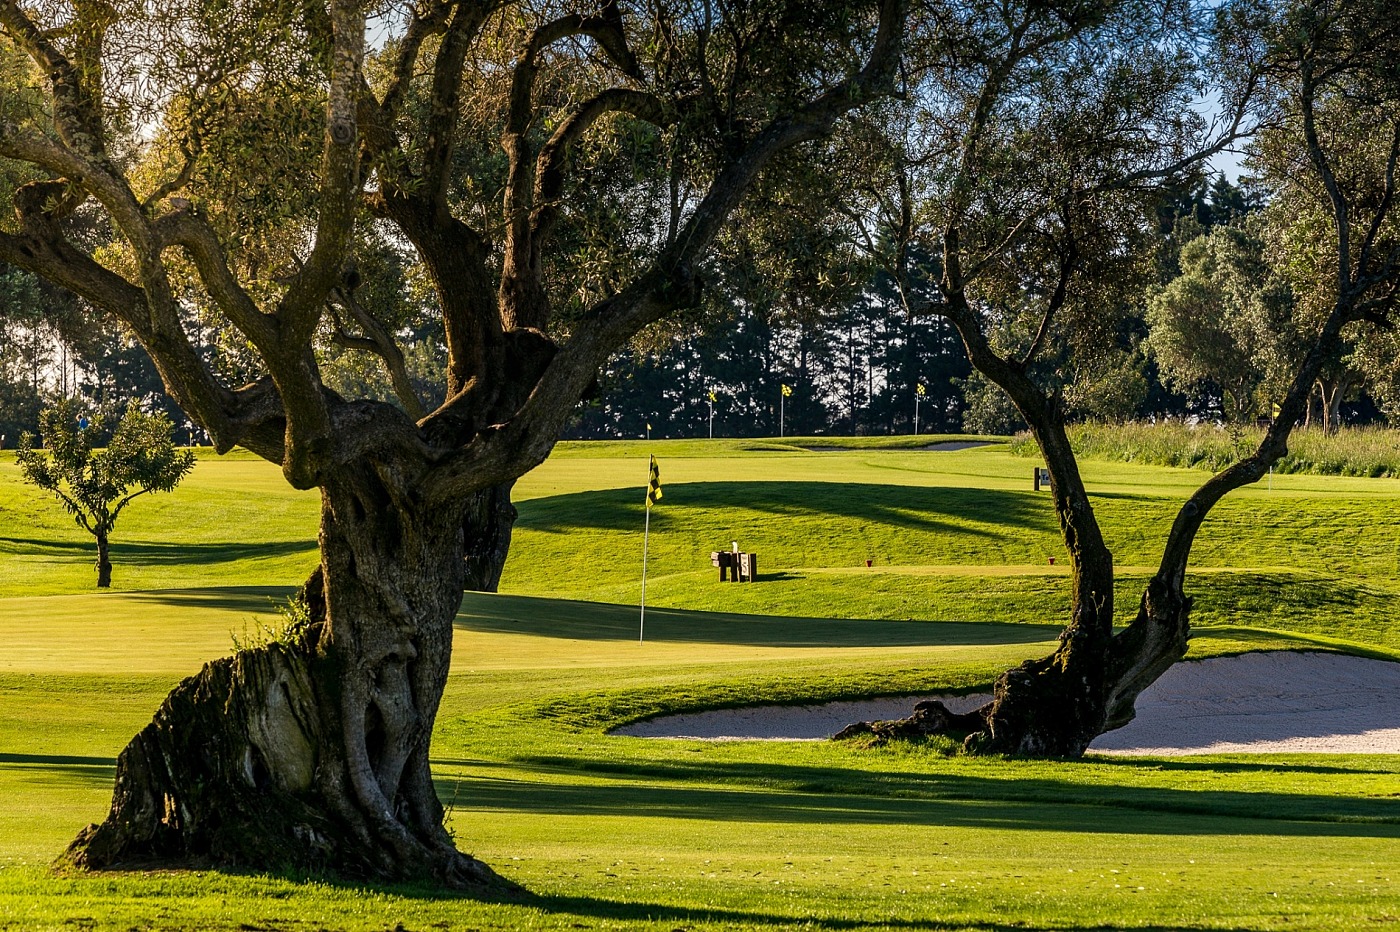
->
[[1, 440, 1398, 930]]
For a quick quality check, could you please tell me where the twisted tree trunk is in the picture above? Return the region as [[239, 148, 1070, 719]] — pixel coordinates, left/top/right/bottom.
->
[[841, 296, 1354, 756], [464, 482, 517, 593], [66, 465, 509, 889]]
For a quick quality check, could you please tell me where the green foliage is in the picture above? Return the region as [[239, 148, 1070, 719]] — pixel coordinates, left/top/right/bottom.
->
[[1146, 223, 1298, 423], [959, 371, 1024, 435], [231, 590, 314, 653], [15, 400, 195, 584]]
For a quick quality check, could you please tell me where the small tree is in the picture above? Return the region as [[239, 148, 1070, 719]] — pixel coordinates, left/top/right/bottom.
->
[[17, 400, 194, 588]]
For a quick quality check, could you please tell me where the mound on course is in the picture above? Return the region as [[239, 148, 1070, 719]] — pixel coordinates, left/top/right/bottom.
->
[[1, 438, 1397, 931]]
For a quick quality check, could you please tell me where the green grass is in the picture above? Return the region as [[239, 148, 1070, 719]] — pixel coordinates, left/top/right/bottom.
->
[[1, 439, 1398, 929]]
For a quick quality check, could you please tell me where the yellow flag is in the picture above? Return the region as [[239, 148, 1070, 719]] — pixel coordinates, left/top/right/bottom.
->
[[646, 455, 662, 507], [916, 383, 926, 396], [707, 390, 717, 403], [781, 383, 793, 397]]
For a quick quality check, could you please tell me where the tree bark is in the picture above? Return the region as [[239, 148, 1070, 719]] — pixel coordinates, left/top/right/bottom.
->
[[65, 466, 511, 890], [959, 407, 1122, 757], [463, 482, 517, 593], [95, 530, 111, 588], [1319, 373, 1352, 434]]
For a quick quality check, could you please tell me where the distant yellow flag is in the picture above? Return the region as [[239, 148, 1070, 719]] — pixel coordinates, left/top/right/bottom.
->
[[781, 383, 793, 397], [707, 390, 717, 403], [646, 455, 662, 507], [916, 383, 926, 396]]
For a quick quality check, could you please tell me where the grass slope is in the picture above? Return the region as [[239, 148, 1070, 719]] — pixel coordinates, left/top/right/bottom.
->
[[0, 439, 1398, 929]]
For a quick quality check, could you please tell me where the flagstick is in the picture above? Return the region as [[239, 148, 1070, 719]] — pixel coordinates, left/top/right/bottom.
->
[[780, 392, 785, 438], [639, 500, 651, 644]]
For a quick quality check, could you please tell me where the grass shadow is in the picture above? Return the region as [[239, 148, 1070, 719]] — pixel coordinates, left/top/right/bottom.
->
[[0, 537, 315, 566], [123, 586, 301, 614], [455, 592, 1063, 648], [0, 752, 115, 785], [448, 754, 1400, 837], [526, 892, 1255, 931], [518, 482, 1057, 537]]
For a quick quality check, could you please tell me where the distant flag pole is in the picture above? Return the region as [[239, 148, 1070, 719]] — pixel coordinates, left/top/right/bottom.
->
[[707, 391, 716, 439], [780, 383, 792, 437], [915, 383, 926, 435], [640, 455, 662, 643], [645, 421, 651, 441]]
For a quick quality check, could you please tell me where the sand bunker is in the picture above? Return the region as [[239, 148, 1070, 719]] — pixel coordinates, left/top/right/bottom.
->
[[612, 651, 1400, 755]]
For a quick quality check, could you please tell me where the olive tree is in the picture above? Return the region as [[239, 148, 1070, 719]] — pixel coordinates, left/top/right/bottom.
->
[[0, 0, 905, 887], [838, 0, 1400, 755], [17, 400, 194, 587]]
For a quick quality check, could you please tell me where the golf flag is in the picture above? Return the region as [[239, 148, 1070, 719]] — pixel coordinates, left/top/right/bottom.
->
[[707, 390, 716, 403], [916, 383, 926, 396], [646, 455, 662, 507], [781, 383, 793, 397]]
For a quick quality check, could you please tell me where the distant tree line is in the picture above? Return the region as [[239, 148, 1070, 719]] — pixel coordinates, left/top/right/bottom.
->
[[6, 172, 1390, 442]]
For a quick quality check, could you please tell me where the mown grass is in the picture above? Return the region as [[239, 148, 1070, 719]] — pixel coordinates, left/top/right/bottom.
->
[[0, 439, 1398, 929], [1010, 421, 1400, 477]]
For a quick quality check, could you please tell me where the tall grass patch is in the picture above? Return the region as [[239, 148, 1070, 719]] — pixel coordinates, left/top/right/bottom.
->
[[1010, 422, 1400, 477]]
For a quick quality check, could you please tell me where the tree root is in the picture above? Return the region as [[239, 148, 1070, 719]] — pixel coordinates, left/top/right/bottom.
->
[[61, 635, 515, 893], [833, 699, 989, 745]]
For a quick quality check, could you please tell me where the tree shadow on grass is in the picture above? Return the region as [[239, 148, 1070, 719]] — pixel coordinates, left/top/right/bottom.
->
[[455, 593, 1063, 648], [0, 752, 115, 784], [124, 586, 301, 614], [0, 537, 315, 566], [518, 482, 1058, 537], [530, 884, 1269, 930], [435, 755, 1400, 837], [1088, 755, 1400, 777], [60, 867, 1251, 931], [521, 893, 1257, 932]]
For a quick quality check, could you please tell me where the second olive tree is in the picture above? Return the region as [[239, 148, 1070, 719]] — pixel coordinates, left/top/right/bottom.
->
[[17, 400, 194, 588]]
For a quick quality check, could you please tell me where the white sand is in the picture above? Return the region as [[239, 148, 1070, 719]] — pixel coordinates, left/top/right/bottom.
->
[[612, 651, 1400, 755]]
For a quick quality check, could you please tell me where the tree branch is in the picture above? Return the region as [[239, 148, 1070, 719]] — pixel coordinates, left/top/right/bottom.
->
[[328, 287, 428, 421], [277, 0, 366, 345], [498, 5, 643, 331], [422, 0, 908, 504], [1017, 224, 1079, 371], [1356, 117, 1400, 279], [0, 0, 108, 162]]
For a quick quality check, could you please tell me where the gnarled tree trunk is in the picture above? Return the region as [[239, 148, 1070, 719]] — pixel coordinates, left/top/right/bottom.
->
[[464, 482, 517, 593], [66, 465, 509, 889], [840, 287, 1353, 757]]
